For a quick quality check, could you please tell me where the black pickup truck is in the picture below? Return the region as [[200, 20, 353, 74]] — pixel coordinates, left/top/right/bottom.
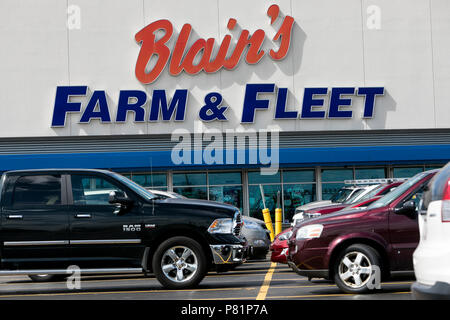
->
[[0, 169, 245, 289]]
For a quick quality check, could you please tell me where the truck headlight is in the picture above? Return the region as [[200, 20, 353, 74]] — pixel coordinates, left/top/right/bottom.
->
[[208, 218, 233, 234], [295, 224, 324, 240]]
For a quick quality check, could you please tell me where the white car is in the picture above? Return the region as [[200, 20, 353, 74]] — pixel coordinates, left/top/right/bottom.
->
[[412, 162, 450, 299]]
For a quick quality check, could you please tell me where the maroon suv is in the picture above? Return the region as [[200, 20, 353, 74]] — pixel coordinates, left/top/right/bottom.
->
[[287, 170, 438, 294]]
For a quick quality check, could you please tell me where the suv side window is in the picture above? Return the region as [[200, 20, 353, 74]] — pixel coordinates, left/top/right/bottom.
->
[[401, 185, 426, 212], [71, 175, 126, 205], [12, 175, 62, 207]]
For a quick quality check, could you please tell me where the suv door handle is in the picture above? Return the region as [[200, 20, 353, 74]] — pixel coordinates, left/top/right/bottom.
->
[[75, 214, 92, 218], [7, 215, 23, 219]]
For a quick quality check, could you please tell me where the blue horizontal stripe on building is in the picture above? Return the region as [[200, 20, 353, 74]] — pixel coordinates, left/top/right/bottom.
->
[[0, 144, 448, 172]]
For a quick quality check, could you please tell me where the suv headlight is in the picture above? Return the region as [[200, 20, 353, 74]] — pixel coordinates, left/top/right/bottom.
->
[[243, 219, 261, 230], [208, 218, 233, 234], [295, 224, 324, 240]]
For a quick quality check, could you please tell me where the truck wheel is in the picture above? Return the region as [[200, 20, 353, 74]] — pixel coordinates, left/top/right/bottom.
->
[[152, 236, 207, 289], [333, 244, 382, 294], [29, 274, 67, 282]]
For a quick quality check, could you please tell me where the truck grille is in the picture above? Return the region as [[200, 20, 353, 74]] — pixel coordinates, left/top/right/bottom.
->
[[232, 211, 243, 237]]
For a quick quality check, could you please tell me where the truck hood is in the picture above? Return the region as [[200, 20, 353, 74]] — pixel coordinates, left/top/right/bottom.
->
[[157, 198, 238, 215]]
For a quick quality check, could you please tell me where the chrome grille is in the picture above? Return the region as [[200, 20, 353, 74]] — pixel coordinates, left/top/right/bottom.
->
[[232, 211, 243, 237]]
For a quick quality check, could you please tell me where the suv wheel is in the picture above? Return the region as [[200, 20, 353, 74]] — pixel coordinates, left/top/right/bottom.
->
[[29, 274, 67, 282], [152, 236, 207, 289], [333, 244, 382, 294]]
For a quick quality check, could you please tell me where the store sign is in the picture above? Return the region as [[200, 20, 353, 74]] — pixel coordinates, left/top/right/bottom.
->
[[51, 85, 384, 127], [50, 4, 385, 127], [134, 4, 294, 84]]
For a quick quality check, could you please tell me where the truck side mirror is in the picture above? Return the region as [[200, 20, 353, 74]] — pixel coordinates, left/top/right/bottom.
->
[[109, 191, 134, 215], [394, 200, 417, 216]]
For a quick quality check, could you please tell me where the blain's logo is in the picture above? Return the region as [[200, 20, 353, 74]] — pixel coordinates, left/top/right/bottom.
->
[[123, 224, 141, 232], [134, 4, 294, 84]]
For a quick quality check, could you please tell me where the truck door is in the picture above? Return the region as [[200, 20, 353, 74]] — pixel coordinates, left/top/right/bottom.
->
[[0, 173, 70, 269], [68, 173, 145, 268]]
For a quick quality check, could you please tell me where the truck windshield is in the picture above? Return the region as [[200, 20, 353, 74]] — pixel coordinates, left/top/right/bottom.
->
[[110, 173, 157, 201], [367, 173, 427, 209]]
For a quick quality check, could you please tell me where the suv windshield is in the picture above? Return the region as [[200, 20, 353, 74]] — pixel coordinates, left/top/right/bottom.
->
[[367, 173, 427, 209], [331, 188, 358, 203]]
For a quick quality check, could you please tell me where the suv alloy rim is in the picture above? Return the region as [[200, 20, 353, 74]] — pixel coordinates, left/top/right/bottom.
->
[[161, 246, 198, 283], [338, 251, 373, 288]]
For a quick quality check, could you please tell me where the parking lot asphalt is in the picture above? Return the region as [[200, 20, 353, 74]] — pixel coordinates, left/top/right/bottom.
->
[[0, 258, 414, 300]]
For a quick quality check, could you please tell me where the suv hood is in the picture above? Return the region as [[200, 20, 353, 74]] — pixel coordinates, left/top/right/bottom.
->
[[296, 206, 372, 229]]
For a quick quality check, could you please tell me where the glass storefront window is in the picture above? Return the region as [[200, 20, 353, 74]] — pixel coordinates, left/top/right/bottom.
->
[[321, 168, 353, 200], [248, 184, 282, 221], [322, 183, 347, 200], [282, 170, 315, 183], [248, 171, 281, 184], [283, 184, 316, 222], [173, 187, 207, 200], [131, 173, 167, 188], [393, 167, 423, 178], [355, 168, 386, 179], [321, 169, 353, 182], [209, 186, 243, 211], [209, 172, 241, 185], [173, 173, 206, 186]]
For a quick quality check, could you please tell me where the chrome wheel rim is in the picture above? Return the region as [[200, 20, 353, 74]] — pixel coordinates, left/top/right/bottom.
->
[[161, 246, 198, 283], [338, 251, 372, 289]]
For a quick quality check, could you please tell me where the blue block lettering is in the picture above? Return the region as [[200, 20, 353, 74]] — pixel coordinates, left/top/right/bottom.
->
[[116, 90, 147, 122], [274, 88, 298, 119], [51, 86, 87, 127], [301, 88, 327, 119], [150, 89, 187, 121], [241, 83, 275, 123], [80, 90, 111, 123], [358, 87, 385, 118], [328, 87, 355, 118]]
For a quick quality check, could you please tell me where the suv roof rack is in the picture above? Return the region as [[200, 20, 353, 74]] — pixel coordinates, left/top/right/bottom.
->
[[344, 178, 408, 185]]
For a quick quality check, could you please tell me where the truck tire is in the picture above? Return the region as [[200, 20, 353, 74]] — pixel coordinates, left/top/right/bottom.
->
[[29, 274, 67, 282], [152, 236, 207, 289], [333, 244, 382, 294]]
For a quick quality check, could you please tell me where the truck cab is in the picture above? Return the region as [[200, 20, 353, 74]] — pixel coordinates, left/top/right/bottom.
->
[[0, 169, 245, 289]]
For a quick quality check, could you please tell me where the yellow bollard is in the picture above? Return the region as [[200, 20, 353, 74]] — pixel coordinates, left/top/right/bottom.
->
[[275, 208, 282, 236], [262, 208, 274, 241]]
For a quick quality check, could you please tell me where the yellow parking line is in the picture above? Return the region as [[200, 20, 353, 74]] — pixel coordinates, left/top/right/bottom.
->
[[256, 262, 277, 300], [0, 286, 257, 299]]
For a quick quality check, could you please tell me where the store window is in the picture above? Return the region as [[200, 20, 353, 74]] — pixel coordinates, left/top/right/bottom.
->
[[130, 173, 167, 190], [355, 168, 386, 179], [282, 170, 316, 222], [173, 172, 207, 200], [248, 171, 281, 220], [321, 168, 353, 200], [248, 170, 316, 222], [208, 172, 243, 211], [393, 167, 423, 178]]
